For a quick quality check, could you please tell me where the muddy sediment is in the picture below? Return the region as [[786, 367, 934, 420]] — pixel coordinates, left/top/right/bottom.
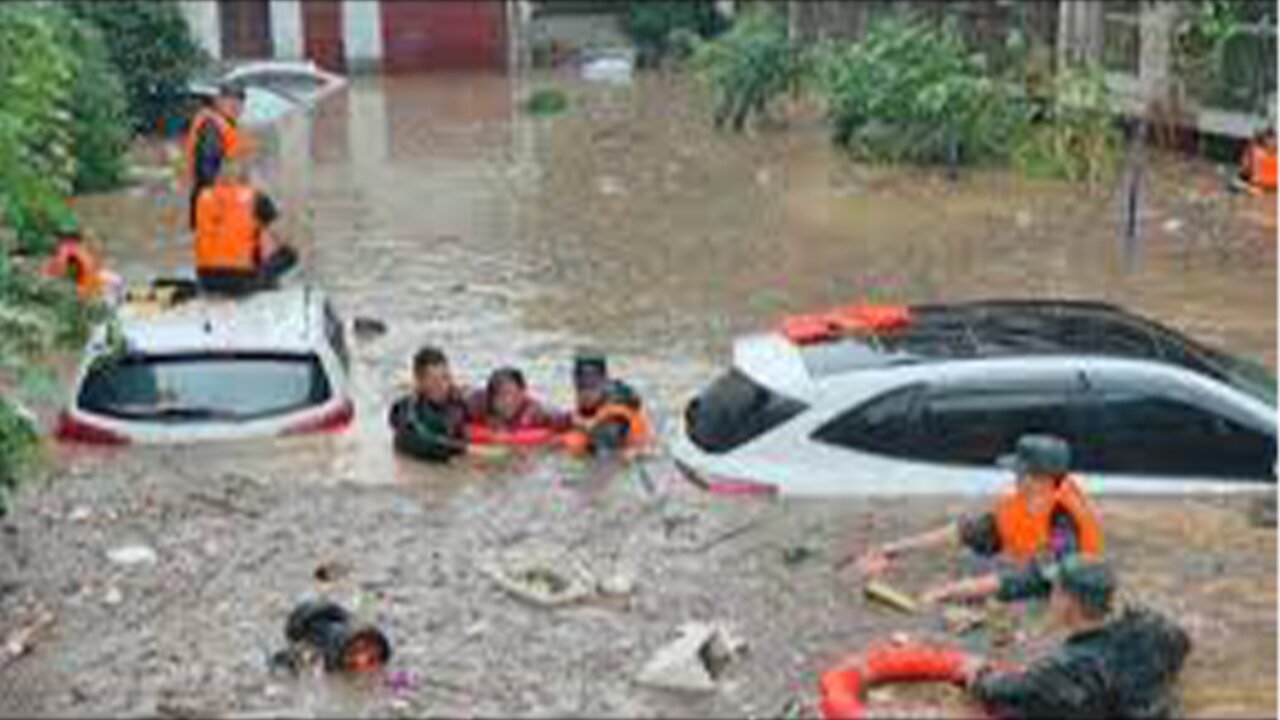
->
[[5, 72, 1275, 717]]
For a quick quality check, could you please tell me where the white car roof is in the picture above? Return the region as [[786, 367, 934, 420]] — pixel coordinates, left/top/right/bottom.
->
[[733, 333, 816, 401], [99, 286, 327, 357]]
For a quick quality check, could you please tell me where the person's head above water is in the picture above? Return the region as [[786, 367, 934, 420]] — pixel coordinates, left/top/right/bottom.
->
[[413, 346, 454, 404], [999, 434, 1071, 492], [215, 81, 246, 120], [486, 366, 529, 422], [573, 349, 609, 412]]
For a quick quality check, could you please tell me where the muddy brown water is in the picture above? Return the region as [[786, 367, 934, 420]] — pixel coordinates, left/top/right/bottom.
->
[[2, 72, 1275, 717]]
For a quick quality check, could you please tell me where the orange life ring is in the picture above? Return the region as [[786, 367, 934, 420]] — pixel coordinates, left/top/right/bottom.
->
[[818, 644, 969, 720], [466, 423, 562, 448]]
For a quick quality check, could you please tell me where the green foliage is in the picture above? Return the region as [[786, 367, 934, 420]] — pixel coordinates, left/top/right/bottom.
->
[[814, 18, 1031, 166], [64, 16, 130, 193], [692, 7, 802, 132], [524, 88, 569, 117], [1014, 65, 1121, 184], [0, 396, 39, 515], [628, 0, 727, 68], [1174, 0, 1276, 115], [67, 0, 207, 134]]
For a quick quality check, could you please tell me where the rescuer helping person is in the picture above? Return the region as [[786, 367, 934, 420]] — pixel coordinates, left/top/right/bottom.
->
[[40, 215, 118, 301], [387, 346, 507, 463], [849, 434, 1104, 605], [560, 350, 652, 457], [192, 156, 298, 294]]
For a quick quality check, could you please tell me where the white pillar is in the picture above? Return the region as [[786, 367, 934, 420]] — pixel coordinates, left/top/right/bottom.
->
[[180, 0, 222, 61], [1138, 2, 1178, 104], [270, 0, 304, 61], [343, 0, 383, 73]]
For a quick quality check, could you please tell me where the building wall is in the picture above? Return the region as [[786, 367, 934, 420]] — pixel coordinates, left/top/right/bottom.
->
[[180, 0, 222, 61], [342, 0, 384, 72], [271, 0, 304, 61]]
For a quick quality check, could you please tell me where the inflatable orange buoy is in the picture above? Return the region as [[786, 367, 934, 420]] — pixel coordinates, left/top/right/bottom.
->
[[781, 304, 912, 344], [467, 424, 562, 448], [818, 644, 968, 720]]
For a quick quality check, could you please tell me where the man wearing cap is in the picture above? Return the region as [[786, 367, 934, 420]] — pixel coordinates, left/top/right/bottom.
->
[[185, 82, 248, 229], [851, 434, 1104, 605], [961, 557, 1191, 719], [562, 351, 651, 457]]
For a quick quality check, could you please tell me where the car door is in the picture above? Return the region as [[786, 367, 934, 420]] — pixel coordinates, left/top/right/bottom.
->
[[1076, 367, 1276, 491]]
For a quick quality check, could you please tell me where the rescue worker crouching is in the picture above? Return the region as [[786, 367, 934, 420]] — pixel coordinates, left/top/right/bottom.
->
[[186, 82, 250, 229], [561, 350, 651, 457], [193, 156, 298, 295], [388, 346, 505, 463], [851, 434, 1104, 606], [960, 557, 1191, 719]]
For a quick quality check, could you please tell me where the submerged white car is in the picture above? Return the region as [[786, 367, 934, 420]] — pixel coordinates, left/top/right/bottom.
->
[[673, 300, 1277, 497], [188, 60, 346, 128], [56, 284, 354, 445]]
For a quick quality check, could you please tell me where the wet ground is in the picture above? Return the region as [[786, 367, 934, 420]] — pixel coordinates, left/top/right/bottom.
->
[[2, 71, 1276, 717]]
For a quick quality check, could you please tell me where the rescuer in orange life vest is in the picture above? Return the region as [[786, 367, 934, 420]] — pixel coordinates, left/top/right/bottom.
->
[[41, 215, 118, 300], [185, 82, 247, 229], [849, 434, 1104, 605], [193, 157, 298, 294], [560, 350, 652, 457], [1238, 125, 1277, 193]]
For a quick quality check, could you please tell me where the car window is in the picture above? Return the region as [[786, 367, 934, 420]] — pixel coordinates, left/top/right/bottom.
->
[[324, 301, 350, 371], [913, 381, 1085, 467], [79, 352, 331, 423], [1077, 387, 1275, 480], [237, 71, 325, 100], [686, 369, 808, 454], [812, 384, 923, 456]]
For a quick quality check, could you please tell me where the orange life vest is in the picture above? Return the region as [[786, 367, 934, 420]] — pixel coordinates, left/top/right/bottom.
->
[[562, 403, 652, 455], [184, 108, 241, 187], [194, 183, 260, 272], [1246, 142, 1277, 190], [992, 476, 1103, 562], [42, 240, 104, 298]]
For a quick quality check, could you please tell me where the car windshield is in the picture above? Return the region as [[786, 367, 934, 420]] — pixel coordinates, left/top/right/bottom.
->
[[78, 352, 331, 423], [687, 369, 808, 454]]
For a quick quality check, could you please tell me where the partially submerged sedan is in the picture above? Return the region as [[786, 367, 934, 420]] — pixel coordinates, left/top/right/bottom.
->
[[674, 300, 1277, 497], [187, 60, 346, 128], [56, 285, 354, 445]]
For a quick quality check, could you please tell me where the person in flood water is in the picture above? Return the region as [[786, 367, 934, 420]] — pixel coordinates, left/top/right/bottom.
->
[[186, 82, 249, 229], [960, 557, 1191, 719], [468, 366, 572, 434], [849, 434, 1104, 606], [561, 350, 651, 457], [388, 346, 504, 462]]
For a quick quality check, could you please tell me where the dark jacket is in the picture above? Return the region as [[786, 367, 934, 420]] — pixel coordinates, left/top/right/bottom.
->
[[388, 392, 471, 463], [971, 606, 1191, 720]]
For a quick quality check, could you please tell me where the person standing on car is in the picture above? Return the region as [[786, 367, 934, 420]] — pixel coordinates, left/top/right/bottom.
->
[[561, 350, 651, 457], [849, 434, 1104, 605], [960, 557, 1191, 719], [185, 82, 249, 229], [388, 346, 505, 463], [193, 157, 297, 294]]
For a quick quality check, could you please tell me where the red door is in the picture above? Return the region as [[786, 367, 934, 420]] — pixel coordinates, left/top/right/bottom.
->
[[219, 0, 273, 60], [380, 0, 508, 73], [303, 0, 346, 72]]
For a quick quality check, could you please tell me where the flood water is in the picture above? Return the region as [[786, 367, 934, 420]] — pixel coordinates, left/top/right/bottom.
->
[[2, 71, 1274, 717]]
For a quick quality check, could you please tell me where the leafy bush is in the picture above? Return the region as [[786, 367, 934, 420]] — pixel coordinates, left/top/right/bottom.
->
[[524, 88, 569, 117], [1014, 65, 1121, 184], [0, 396, 39, 515], [692, 7, 802, 132], [64, 16, 130, 193], [814, 17, 1030, 165], [628, 0, 727, 68], [68, 0, 207, 134]]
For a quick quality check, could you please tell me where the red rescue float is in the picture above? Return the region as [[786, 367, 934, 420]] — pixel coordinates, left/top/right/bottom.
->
[[781, 304, 913, 345], [818, 643, 969, 720], [466, 424, 563, 448]]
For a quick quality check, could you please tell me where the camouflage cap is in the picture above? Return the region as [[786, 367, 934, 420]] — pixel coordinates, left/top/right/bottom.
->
[[1044, 556, 1116, 614], [998, 434, 1071, 477], [573, 349, 608, 388]]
